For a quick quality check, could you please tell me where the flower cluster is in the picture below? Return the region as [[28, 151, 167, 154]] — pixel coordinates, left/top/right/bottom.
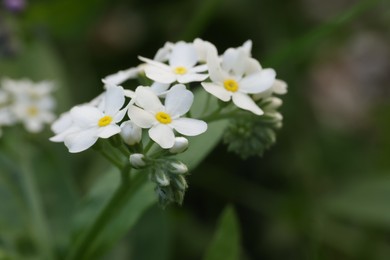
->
[[0, 78, 56, 136], [51, 39, 287, 205]]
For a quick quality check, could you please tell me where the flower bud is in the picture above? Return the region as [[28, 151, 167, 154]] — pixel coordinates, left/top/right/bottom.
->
[[120, 121, 142, 145], [263, 97, 283, 110], [169, 137, 188, 154], [155, 169, 170, 186], [129, 153, 146, 168], [173, 175, 188, 190], [170, 161, 188, 174]]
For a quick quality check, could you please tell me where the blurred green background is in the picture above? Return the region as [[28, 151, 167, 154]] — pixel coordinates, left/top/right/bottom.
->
[[1, 0, 390, 259]]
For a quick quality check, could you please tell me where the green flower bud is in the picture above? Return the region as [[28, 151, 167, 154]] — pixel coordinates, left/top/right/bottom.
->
[[173, 175, 188, 190], [223, 113, 281, 159]]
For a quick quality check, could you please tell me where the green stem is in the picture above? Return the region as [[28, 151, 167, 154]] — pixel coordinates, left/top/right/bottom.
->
[[143, 138, 155, 154], [19, 150, 56, 260], [100, 149, 124, 169], [66, 170, 147, 260]]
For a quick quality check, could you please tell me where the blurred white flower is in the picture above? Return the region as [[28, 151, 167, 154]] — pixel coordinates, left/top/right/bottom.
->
[[1, 78, 56, 133], [128, 85, 207, 149]]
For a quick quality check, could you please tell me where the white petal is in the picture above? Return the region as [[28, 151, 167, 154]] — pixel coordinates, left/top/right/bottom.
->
[[206, 52, 226, 83], [102, 67, 139, 85], [70, 106, 102, 128], [221, 48, 240, 71], [64, 128, 99, 153], [165, 87, 193, 117], [127, 105, 155, 128], [135, 87, 164, 113], [171, 118, 207, 136], [150, 82, 170, 96], [169, 42, 197, 68], [144, 65, 176, 84], [192, 64, 208, 72], [239, 69, 276, 94], [272, 79, 288, 95], [232, 92, 263, 115], [124, 89, 135, 98], [153, 42, 174, 62], [50, 126, 80, 142], [139, 56, 171, 70], [241, 40, 252, 55], [97, 124, 121, 138], [113, 103, 130, 123], [177, 72, 208, 83], [104, 86, 125, 115], [201, 82, 231, 102], [244, 58, 262, 75], [193, 38, 218, 63], [149, 124, 175, 149], [51, 112, 72, 134]]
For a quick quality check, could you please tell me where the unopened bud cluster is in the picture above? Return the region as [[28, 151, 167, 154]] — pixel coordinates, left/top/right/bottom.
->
[[224, 80, 287, 159]]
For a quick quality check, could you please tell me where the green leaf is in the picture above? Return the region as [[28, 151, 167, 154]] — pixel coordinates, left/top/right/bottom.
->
[[84, 180, 156, 259], [69, 169, 156, 259], [203, 205, 241, 260], [129, 206, 173, 260], [177, 88, 228, 170]]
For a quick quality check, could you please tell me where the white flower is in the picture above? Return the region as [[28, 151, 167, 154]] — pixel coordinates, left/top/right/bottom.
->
[[50, 92, 106, 143], [139, 42, 208, 84], [201, 48, 276, 115], [62, 86, 127, 153], [2, 78, 57, 133], [128, 85, 207, 149]]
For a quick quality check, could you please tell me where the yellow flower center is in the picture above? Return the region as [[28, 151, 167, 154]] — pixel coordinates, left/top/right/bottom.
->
[[98, 115, 113, 127], [173, 66, 187, 75], [223, 79, 239, 92], [155, 112, 172, 124], [27, 106, 39, 116]]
